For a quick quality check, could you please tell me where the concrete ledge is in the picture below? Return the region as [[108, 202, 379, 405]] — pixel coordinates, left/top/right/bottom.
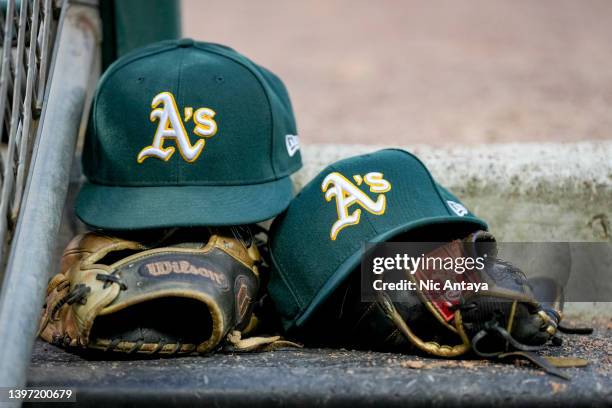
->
[[294, 141, 612, 317]]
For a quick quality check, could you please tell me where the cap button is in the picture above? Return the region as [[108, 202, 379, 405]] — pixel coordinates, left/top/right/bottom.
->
[[177, 38, 194, 48]]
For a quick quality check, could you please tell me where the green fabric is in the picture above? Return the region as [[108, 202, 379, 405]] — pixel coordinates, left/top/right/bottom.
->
[[76, 177, 293, 230], [101, 0, 181, 69], [268, 149, 487, 329], [77, 39, 302, 229]]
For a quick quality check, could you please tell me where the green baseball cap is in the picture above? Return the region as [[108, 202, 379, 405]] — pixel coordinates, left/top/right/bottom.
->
[[268, 149, 487, 329], [76, 39, 302, 230]]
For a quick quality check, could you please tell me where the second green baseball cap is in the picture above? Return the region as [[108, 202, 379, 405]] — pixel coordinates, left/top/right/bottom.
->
[[268, 149, 487, 330], [76, 39, 302, 230]]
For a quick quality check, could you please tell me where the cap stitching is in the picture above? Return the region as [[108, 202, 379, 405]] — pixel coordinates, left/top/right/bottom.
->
[[95, 44, 179, 98], [89, 45, 178, 180], [192, 43, 278, 178], [385, 148, 455, 216], [176, 48, 185, 183], [85, 173, 291, 187], [268, 243, 305, 310]]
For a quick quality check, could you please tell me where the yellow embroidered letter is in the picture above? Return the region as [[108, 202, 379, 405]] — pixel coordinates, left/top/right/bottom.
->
[[193, 108, 218, 137], [321, 172, 391, 240], [137, 92, 217, 163]]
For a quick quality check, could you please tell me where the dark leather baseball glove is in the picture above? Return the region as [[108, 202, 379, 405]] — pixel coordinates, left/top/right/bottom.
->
[[305, 230, 591, 379]]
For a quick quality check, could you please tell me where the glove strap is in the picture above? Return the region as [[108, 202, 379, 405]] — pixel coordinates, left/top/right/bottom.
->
[[225, 331, 302, 352], [470, 319, 544, 358], [378, 292, 470, 357], [557, 323, 594, 335], [498, 351, 570, 380]]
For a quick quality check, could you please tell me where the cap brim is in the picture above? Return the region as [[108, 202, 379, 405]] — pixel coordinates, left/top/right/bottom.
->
[[292, 215, 488, 328], [75, 177, 294, 230]]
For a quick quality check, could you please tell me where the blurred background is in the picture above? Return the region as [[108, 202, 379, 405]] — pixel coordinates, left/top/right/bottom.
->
[[182, 0, 612, 146]]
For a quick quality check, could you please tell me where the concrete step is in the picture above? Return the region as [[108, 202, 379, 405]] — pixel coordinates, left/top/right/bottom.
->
[[26, 318, 610, 407]]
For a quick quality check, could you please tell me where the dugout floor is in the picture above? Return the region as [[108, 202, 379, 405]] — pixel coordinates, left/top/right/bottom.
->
[[25, 318, 611, 407]]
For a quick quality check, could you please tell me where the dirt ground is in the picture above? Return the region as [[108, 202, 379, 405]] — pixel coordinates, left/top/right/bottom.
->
[[182, 0, 612, 146], [27, 317, 611, 405]]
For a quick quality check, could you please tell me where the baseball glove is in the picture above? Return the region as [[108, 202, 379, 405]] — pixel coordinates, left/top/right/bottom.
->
[[38, 227, 297, 354], [316, 231, 591, 379]]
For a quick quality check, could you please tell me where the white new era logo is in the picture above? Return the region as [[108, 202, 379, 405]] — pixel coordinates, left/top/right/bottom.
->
[[285, 134, 300, 157], [447, 200, 468, 216]]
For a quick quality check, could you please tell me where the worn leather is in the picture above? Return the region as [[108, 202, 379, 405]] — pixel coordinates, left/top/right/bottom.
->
[[333, 231, 565, 357], [38, 230, 262, 354]]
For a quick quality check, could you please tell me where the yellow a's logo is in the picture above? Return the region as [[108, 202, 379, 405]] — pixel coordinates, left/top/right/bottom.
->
[[137, 92, 218, 163], [321, 172, 391, 240]]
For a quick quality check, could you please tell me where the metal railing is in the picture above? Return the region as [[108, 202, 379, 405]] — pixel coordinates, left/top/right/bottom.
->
[[0, 0, 101, 394], [0, 0, 59, 273]]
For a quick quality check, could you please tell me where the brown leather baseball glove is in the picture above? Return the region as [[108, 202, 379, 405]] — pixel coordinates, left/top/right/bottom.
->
[[38, 227, 296, 354]]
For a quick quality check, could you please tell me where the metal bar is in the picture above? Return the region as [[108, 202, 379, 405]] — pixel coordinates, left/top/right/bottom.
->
[[12, 0, 42, 219], [0, 0, 30, 268], [0, 0, 16, 144], [0, 0, 100, 393], [35, 0, 54, 113], [0, 3, 16, 204]]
